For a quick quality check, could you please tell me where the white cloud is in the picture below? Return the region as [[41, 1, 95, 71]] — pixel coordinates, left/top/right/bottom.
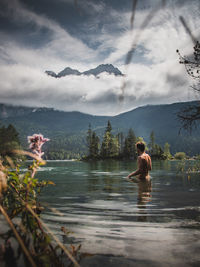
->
[[0, 0, 199, 115], [0, 62, 124, 115], [0, 58, 192, 116]]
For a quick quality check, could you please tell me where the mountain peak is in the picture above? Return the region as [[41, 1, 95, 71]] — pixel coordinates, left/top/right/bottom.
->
[[57, 67, 81, 77], [83, 64, 122, 76], [45, 70, 57, 78], [45, 64, 123, 78]]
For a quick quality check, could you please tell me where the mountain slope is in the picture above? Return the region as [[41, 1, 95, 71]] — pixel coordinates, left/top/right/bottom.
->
[[111, 102, 200, 155]]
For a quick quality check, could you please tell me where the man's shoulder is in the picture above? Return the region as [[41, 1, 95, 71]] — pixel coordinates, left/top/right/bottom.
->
[[140, 153, 151, 160]]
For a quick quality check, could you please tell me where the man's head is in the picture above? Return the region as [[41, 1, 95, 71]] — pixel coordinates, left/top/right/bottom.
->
[[136, 142, 145, 154]]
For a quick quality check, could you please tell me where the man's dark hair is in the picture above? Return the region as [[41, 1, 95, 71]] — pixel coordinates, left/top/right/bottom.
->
[[136, 141, 145, 152]]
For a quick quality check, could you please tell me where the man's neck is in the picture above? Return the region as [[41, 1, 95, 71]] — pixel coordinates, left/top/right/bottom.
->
[[138, 151, 144, 156]]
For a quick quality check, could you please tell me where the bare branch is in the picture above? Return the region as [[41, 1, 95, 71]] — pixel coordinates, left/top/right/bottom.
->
[[177, 103, 200, 132]]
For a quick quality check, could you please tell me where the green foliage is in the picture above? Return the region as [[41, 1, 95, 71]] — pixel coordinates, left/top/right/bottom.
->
[[177, 158, 200, 175], [187, 159, 200, 173], [100, 121, 119, 159], [163, 142, 172, 160], [153, 144, 164, 159], [2, 102, 200, 157], [0, 124, 21, 159], [196, 155, 200, 160], [0, 158, 81, 266], [111, 136, 120, 157], [91, 132, 100, 158], [4, 161, 51, 218], [100, 131, 112, 158], [123, 129, 137, 159], [149, 131, 155, 154], [117, 132, 124, 156], [106, 120, 112, 132], [84, 121, 168, 161], [147, 132, 164, 159], [86, 125, 100, 159], [45, 133, 86, 160], [174, 152, 186, 160], [176, 159, 186, 173], [86, 124, 92, 156]]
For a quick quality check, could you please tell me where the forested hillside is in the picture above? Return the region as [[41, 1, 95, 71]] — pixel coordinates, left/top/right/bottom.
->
[[0, 101, 199, 158]]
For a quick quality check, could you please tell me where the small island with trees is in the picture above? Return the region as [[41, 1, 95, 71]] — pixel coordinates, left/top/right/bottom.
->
[[82, 120, 186, 161]]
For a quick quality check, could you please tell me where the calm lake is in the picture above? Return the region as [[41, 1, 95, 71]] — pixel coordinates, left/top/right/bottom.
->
[[37, 160, 200, 267]]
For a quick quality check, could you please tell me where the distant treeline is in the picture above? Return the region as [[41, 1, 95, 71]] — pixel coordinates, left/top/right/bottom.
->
[[0, 123, 193, 161], [83, 121, 172, 161], [44, 134, 86, 160]]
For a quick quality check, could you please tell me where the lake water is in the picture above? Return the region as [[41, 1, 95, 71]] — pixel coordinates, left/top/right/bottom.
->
[[37, 160, 200, 267]]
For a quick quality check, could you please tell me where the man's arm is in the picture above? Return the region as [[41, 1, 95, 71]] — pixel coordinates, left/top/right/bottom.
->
[[127, 157, 144, 178], [149, 157, 152, 171], [127, 169, 141, 178]]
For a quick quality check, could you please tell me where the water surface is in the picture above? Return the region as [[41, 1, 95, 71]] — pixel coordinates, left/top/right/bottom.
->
[[37, 160, 200, 266]]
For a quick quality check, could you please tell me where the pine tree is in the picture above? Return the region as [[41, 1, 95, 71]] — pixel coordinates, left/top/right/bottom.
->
[[149, 131, 155, 155], [7, 124, 20, 143], [154, 144, 164, 159], [86, 124, 92, 157], [106, 120, 112, 132], [101, 131, 111, 158], [111, 136, 120, 158], [117, 132, 124, 156], [100, 121, 119, 158], [163, 142, 172, 160], [123, 128, 137, 159], [91, 132, 99, 158], [0, 124, 21, 158], [128, 129, 137, 159]]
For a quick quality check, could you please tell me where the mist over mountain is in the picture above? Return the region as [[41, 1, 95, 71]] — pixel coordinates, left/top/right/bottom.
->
[[45, 64, 123, 78], [0, 101, 199, 156]]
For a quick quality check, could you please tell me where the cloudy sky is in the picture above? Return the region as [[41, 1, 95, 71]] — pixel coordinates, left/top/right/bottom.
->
[[0, 0, 199, 115]]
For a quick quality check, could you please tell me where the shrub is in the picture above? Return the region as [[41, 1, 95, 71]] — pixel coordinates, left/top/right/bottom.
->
[[0, 134, 80, 267], [174, 152, 186, 160]]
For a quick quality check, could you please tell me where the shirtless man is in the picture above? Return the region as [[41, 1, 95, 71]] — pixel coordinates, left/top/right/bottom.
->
[[127, 142, 152, 180]]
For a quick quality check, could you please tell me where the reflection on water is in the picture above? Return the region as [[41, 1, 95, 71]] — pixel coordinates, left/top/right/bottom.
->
[[37, 160, 200, 266], [137, 178, 152, 222]]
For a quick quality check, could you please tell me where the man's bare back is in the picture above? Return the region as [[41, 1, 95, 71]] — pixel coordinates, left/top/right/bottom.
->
[[137, 152, 152, 179], [127, 142, 152, 180]]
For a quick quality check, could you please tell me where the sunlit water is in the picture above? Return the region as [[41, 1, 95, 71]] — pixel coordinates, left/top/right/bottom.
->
[[36, 160, 200, 267]]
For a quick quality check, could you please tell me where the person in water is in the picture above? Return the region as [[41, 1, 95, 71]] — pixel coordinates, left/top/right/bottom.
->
[[127, 141, 152, 180]]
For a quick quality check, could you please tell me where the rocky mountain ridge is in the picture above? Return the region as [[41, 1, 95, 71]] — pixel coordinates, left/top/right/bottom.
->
[[45, 64, 123, 78]]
